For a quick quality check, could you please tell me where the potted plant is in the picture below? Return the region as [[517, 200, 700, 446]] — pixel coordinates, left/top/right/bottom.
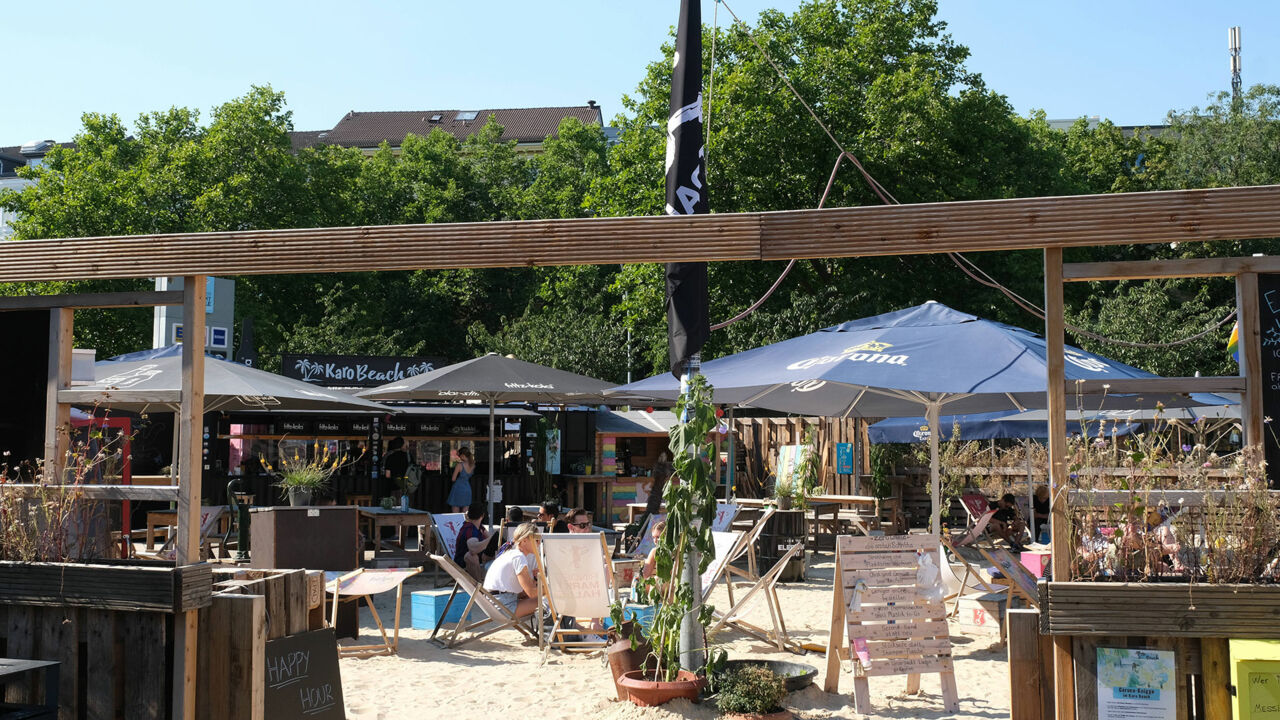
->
[[614, 374, 725, 706], [715, 665, 791, 720], [262, 441, 355, 506]]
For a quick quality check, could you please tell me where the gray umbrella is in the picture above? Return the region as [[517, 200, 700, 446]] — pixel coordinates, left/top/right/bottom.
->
[[357, 353, 615, 519], [61, 355, 390, 413]]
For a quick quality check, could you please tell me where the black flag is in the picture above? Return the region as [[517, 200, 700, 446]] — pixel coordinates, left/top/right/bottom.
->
[[665, 0, 710, 378]]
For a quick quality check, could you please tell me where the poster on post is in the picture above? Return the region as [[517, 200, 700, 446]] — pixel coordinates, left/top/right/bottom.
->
[[1096, 647, 1176, 720]]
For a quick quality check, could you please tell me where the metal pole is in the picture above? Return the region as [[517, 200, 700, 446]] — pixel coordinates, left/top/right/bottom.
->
[[679, 353, 704, 672], [487, 397, 497, 525], [726, 406, 735, 499], [927, 400, 942, 536]]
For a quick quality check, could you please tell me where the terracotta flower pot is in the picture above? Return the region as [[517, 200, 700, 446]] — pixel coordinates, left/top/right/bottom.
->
[[721, 711, 792, 720], [606, 638, 646, 701], [617, 669, 703, 707]]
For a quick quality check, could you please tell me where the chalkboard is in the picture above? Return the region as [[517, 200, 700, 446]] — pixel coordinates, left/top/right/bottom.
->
[[265, 628, 345, 719], [1258, 274, 1280, 487]]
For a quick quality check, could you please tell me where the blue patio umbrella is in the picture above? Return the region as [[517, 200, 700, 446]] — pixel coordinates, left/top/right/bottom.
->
[[610, 301, 1228, 531], [867, 411, 1140, 444]]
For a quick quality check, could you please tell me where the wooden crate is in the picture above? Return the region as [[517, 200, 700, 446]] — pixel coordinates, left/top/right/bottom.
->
[[1043, 581, 1280, 638], [0, 559, 211, 613], [954, 591, 1007, 640]]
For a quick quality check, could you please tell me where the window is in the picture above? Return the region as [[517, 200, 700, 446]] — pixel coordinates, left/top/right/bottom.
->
[[455, 111, 478, 121]]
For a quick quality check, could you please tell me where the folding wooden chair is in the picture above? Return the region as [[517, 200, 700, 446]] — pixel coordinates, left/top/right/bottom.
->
[[939, 536, 1000, 616], [953, 494, 997, 547], [427, 553, 540, 649], [536, 532, 616, 656], [633, 512, 666, 557], [325, 567, 421, 657], [724, 507, 776, 591], [708, 541, 805, 653], [712, 502, 741, 532], [142, 505, 226, 561], [426, 512, 466, 585], [976, 546, 1040, 609]]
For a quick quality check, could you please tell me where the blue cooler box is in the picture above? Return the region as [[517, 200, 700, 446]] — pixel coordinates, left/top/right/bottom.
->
[[412, 588, 480, 628]]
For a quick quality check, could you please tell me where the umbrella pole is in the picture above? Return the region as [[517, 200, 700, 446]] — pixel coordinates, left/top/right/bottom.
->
[[487, 397, 496, 527], [927, 401, 942, 536], [727, 406, 735, 499]]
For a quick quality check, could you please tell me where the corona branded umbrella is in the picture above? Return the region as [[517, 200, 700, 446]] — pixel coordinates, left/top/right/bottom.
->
[[610, 301, 1230, 532], [357, 353, 615, 520], [867, 410, 1140, 444]]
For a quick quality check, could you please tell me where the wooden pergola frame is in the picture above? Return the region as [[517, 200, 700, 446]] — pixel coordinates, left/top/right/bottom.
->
[[5, 184, 1280, 720]]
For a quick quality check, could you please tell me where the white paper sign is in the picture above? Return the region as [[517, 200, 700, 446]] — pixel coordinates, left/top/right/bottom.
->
[[1096, 647, 1176, 720]]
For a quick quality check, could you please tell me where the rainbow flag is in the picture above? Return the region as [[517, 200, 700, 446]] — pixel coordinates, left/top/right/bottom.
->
[[1228, 322, 1239, 363]]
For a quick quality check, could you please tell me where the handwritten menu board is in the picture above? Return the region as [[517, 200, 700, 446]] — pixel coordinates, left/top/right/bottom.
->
[[825, 534, 958, 714], [265, 628, 345, 719], [1258, 275, 1280, 485]]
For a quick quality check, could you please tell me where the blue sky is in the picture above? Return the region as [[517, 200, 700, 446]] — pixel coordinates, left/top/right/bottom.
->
[[5, 1, 1278, 144]]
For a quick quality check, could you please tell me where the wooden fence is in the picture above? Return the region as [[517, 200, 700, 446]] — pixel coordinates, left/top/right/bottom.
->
[[733, 416, 869, 497], [0, 564, 323, 720]]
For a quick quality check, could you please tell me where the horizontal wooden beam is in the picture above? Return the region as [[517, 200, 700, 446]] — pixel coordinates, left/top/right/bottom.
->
[[0, 185, 1279, 282], [1, 484, 180, 501], [0, 290, 184, 310], [1069, 488, 1279, 507], [1064, 256, 1280, 282], [1067, 376, 1245, 395]]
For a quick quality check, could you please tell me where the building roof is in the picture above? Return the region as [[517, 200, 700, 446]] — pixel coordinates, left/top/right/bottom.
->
[[289, 130, 330, 152], [318, 105, 604, 148], [595, 409, 679, 435]]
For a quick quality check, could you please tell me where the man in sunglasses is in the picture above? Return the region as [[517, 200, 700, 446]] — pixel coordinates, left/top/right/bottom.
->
[[566, 508, 592, 533], [538, 501, 570, 533]]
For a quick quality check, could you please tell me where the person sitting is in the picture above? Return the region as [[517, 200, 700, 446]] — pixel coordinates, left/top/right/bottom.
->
[[1032, 485, 1051, 542], [641, 519, 666, 580], [482, 522, 541, 619], [538, 501, 569, 533], [988, 493, 1028, 551], [566, 508, 592, 534], [454, 506, 492, 581]]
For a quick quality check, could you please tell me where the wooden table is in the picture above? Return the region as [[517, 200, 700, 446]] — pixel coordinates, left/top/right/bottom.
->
[[358, 507, 433, 562], [0, 657, 60, 719], [625, 502, 665, 524]]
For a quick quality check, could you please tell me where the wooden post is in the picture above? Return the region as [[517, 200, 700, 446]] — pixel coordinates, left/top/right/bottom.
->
[[1008, 609, 1045, 720], [1044, 248, 1076, 720], [823, 543, 845, 693], [1237, 273, 1264, 451], [174, 275, 206, 720], [43, 307, 73, 482], [1201, 637, 1233, 720]]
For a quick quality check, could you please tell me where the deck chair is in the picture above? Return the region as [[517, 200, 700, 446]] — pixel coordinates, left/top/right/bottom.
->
[[939, 536, 1001, 615], [724, 507, 777, 591], [325, 567, 421, 657], [426, 512, 467, 585], [952, 494, 997, 547], [427, 553, 540, 649], [537, 533, 616, 655], [708, 541, 805, 653], [143, 505, 226, 561], [712, 502, 741, 532], [977, 546, 1040, 609], [633, 512, 667, 557]]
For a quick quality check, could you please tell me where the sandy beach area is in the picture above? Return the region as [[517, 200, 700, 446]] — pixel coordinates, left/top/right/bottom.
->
[[337, 551, 1010, 720]]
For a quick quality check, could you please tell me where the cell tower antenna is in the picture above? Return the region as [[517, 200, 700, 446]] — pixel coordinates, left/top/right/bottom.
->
[[1229, 26, 1242, 99]]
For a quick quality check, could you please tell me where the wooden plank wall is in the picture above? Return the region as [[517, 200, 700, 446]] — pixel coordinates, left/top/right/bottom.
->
[[1008, 614, 1221, 720], [0, 567, 319, 720], [731, 417, 867, 497]]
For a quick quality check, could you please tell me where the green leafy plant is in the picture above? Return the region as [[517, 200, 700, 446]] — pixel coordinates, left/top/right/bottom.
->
[[622, 374, 725, 682], [262, 441, 359, 497], [715, 665, 787, 716]]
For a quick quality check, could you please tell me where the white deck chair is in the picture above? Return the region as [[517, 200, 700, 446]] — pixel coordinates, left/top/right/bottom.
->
[[633, 512, 667, 557], [708, 541, 805, 652], [325, 567, 421, 657], [426, 512, 467, 585], [537, 533, 616, 655], [723, 507, 777, 594], [427, 553, 540, 649], [939, 537, 1001, 615], [712, 503, 741, 532]]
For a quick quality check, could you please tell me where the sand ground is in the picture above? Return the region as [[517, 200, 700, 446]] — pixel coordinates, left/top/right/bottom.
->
[[336, 550, 1010, 720]]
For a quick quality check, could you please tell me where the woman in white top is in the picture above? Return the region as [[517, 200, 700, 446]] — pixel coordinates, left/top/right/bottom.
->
[[483, 522, 540, 618]]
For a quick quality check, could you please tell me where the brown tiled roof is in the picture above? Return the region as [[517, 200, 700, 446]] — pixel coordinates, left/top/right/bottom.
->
[[289, 130, 330, 152], [319, 105, 604, 148]]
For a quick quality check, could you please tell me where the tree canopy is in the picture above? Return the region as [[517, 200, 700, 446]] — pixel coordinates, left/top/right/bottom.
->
[[4, 1, 1278, 384]]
